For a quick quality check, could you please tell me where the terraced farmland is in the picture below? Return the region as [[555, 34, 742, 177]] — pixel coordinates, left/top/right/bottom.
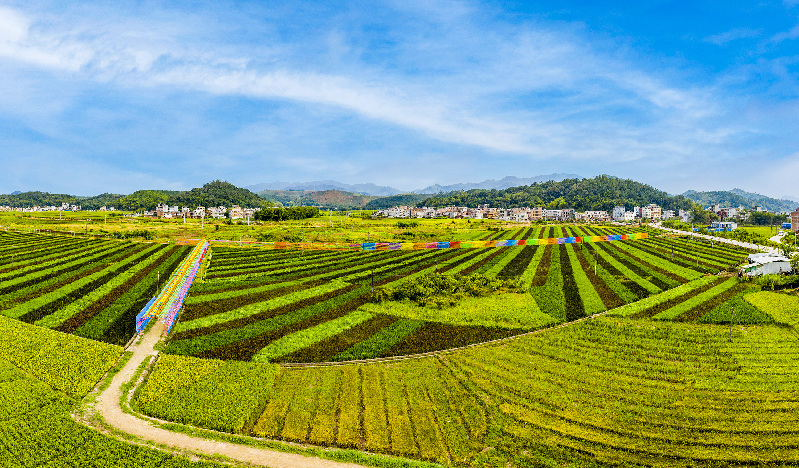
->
[[137, 286, 799, 466], [1, 224, 790, 467], [164, 225, 749, 363], [0, 231, 190, 345]]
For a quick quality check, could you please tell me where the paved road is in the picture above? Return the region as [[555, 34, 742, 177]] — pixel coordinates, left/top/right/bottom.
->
[[89, 321, 365, 468], [771, 231, 787, 244], [650, 223, 783, 255]]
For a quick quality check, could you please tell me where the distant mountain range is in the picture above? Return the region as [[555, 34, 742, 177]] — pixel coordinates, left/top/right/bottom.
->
[[245, 181, 402, 197], [246, 173, 579, 197], [681, 189, 798, 213], [5, 178, 795, 213], [413, 174, 580, 194]]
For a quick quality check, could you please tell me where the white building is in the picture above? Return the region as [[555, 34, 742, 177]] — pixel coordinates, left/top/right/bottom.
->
[[741, 253, 792, 276], [710, 221, 737, 231], [612, 206, 626, 221]]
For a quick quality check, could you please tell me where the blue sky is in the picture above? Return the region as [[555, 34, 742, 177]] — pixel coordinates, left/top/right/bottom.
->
[[1, 0, 798, 199]]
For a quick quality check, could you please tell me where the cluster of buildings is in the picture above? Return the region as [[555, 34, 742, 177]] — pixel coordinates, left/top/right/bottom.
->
[[140, 203, 259, 220], [0, 203, 118, 212], [374, 203, 667, 223]]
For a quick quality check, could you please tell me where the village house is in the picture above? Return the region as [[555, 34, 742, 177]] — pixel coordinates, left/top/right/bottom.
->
[[229, 205, 244, 219]]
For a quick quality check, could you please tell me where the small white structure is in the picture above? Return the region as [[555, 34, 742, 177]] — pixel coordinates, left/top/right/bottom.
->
[[741, 253, 792, 276], [710, 221, 737, 231]]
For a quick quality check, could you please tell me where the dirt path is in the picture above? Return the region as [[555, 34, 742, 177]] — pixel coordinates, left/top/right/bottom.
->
[[90, 321, 365, 468]]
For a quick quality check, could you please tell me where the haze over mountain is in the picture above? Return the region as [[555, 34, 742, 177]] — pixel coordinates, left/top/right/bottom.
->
[[245, 181, 401, 197], [413, 174, 579, 194], [246, 174, 579, 197]]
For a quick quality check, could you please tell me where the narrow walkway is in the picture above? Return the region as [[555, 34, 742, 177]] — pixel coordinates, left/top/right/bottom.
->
[[651, 224, 782, 255], [89, 321, 365, 468]]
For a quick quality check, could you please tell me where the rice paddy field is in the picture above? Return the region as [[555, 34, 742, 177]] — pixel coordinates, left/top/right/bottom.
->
[[3, 220, 799, 467]]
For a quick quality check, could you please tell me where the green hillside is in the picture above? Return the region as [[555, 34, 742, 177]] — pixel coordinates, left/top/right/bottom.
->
[[170, 180, 270, 210], [420, 175, 693, 211]]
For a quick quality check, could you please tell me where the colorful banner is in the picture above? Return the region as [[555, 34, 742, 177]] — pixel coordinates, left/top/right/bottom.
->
[[136, 240, 209, 335], [187, 232, 648, 252]]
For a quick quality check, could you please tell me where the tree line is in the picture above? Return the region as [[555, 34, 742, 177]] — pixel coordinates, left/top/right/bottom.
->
[[254, 206, 320, 221]]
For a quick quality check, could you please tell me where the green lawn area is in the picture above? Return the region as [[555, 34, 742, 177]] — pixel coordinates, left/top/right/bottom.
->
[[737, 225, 782, 237]]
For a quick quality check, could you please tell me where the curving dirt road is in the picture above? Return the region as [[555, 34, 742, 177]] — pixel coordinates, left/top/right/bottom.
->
[[90, 320, 365, 468]]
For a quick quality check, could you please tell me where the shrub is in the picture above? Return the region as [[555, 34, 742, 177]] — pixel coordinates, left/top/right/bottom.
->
[[372, 273, 520, 308]]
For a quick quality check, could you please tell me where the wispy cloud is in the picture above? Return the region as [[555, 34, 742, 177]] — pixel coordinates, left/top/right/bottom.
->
[[771, 24, 799, 42], [0, 1, 795, 197], [705, 27, 762, 45]]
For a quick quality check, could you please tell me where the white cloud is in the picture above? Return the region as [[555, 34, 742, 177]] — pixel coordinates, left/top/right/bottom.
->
[[772, 24, 799, 42], [705, 28, 761, 45], [0, 1, 785, 194], [0, 6, 28, 42]]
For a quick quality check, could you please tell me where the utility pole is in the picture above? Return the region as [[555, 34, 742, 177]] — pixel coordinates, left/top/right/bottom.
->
[[728, 305, 736, 342]]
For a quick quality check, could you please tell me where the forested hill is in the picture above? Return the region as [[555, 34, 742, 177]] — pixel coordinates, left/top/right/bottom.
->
[[0, 192, 126, 210], [419, 175, 694, 212], [2, 181, 271, 211], [117, 182, 269, 211], [682, 189, 797, 213], [168, 181, 269, 210]]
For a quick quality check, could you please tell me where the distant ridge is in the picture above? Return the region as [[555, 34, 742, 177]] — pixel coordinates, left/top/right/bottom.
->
[[414, 173, 579, 194], [245, 181, 401, 197], [256, 189, 378, 209], [245, 174, 580, 197], [682, 188, 797, 213]]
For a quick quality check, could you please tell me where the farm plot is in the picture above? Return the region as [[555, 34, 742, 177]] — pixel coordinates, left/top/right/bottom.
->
[[0, 315, 231, 468], [165, 224, 746, 363], [0, 231, 190, 345], [142, 311, 799, 467]]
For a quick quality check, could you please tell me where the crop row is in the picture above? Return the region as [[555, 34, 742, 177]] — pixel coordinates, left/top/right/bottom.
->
[[167, 224, 748, 363], [147, 307, 799, 466], [0, 313, 235, 467], [0, 231, 191, 344]]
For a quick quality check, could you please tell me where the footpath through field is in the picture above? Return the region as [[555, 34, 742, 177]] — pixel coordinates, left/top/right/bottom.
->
[[87, 240, 367, 468], [91, 321, 365, 468]]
